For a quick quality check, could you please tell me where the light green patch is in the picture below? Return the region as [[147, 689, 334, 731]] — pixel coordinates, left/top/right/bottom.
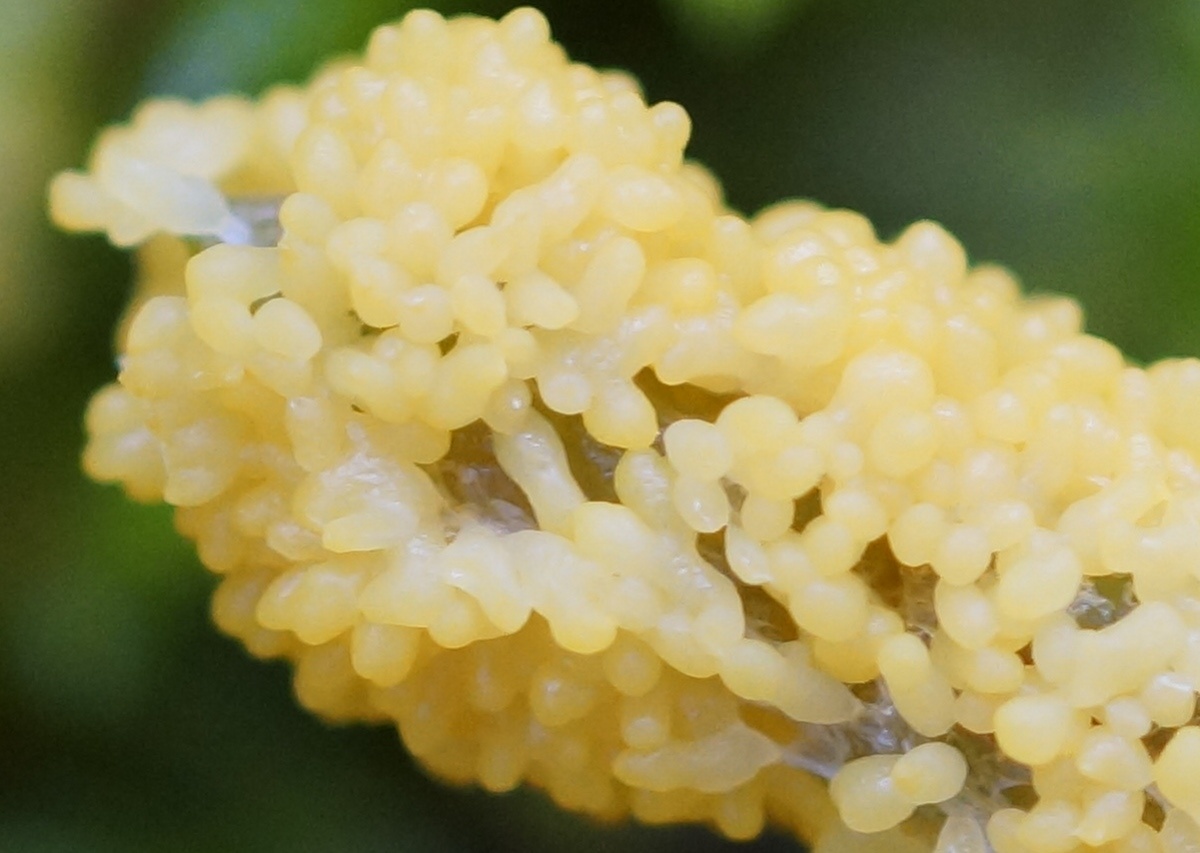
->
[[660, 0, 809, 52]]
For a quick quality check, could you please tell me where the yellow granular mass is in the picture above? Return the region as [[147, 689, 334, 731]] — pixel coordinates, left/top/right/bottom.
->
[[51, 7, 1200, 852]]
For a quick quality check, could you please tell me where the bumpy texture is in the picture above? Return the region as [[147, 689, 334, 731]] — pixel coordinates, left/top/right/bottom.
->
[[51, 8, 1200, 852]]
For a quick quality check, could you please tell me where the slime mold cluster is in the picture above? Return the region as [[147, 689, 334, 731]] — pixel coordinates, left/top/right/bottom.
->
[[50, 8, 1200, 852]]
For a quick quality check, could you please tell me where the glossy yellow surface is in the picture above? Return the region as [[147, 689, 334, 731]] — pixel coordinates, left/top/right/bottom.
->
[[53, 8, 1200, 851]]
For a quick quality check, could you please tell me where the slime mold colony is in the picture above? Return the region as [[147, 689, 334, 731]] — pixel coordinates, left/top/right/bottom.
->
[[50, 8, 1200, 852]]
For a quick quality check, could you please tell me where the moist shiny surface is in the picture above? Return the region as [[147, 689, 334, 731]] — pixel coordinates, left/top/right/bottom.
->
[[52, 8, 1200, 853]]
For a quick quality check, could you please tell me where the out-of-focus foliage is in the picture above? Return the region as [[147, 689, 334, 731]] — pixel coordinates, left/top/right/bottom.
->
[[658, 0, 810, 53], [0, 0, 90, 370], [6, 0, 1200, 851]]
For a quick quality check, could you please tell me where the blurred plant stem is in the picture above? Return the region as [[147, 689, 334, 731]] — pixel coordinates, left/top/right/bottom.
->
[[0, 0, 90, 371]]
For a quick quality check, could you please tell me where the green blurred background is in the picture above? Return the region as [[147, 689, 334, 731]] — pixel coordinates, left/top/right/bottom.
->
[[5, 0, 1200, 850]]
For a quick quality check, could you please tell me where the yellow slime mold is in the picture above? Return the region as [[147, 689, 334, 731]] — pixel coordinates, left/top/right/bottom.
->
[[51, 9, 1200, 852]]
